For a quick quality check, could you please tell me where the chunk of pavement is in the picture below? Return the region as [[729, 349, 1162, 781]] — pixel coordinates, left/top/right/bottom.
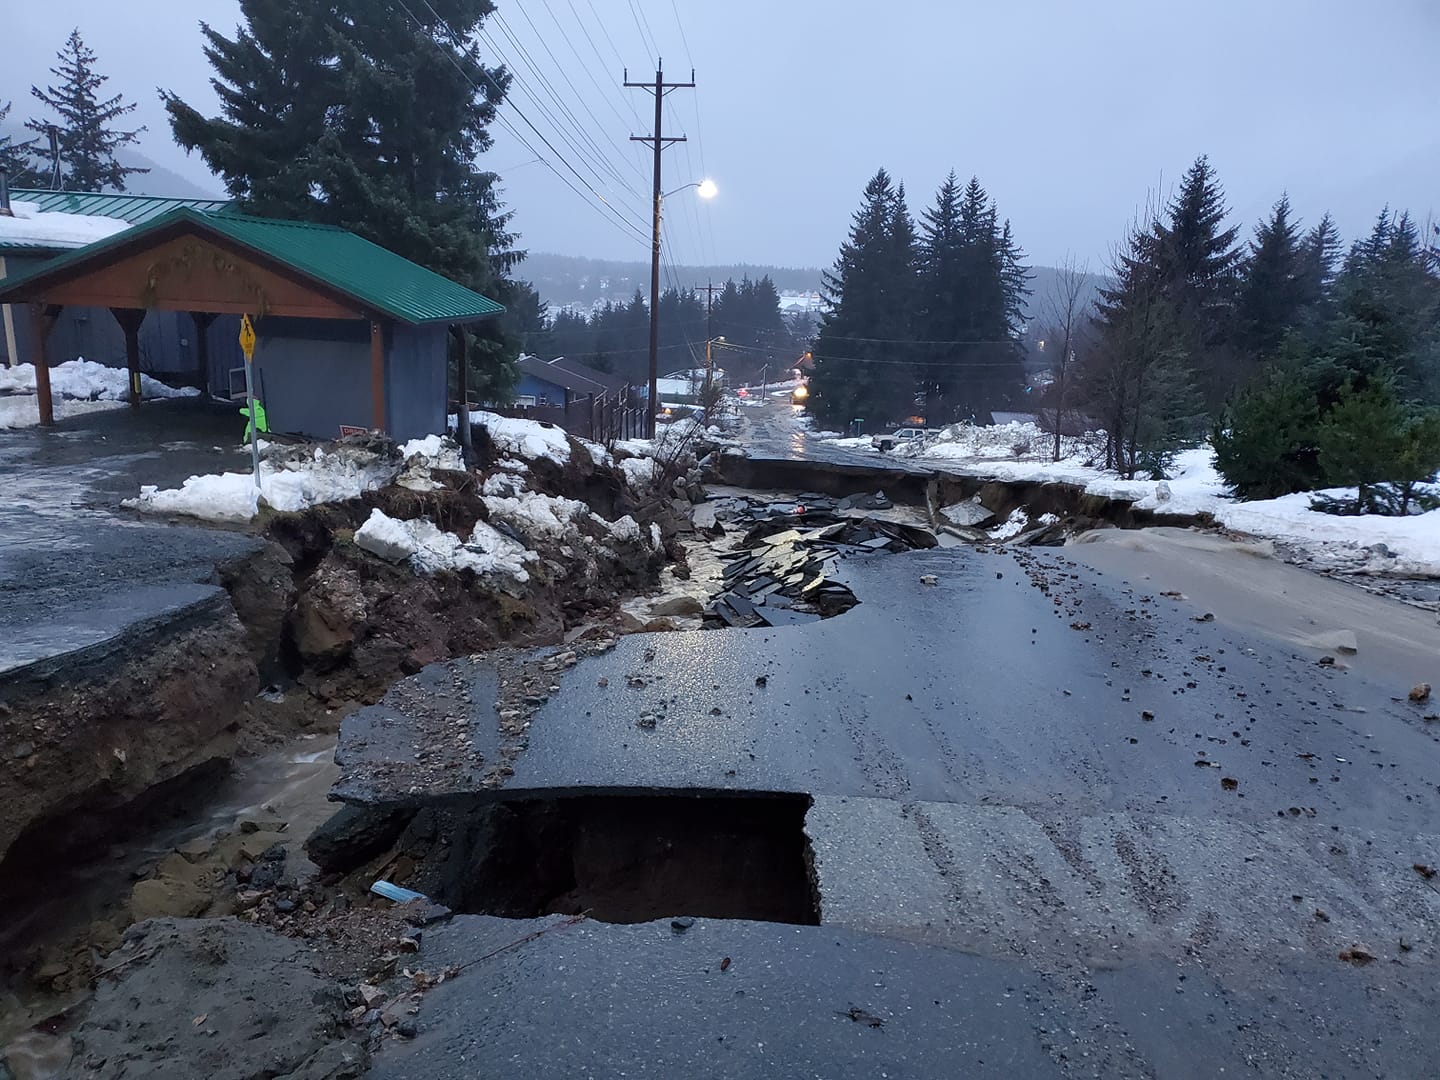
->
[[400, 899, 453, 927], [691, 504, 719, 530], [1303, 629, 1359, 655], [1410, 683, 1432, 703], [305, 805, 416, 875], [919, 574, 938, 586], [648, 595, 705, 618], [939, 498, 996, 528], [74, 918, 367, 1080]]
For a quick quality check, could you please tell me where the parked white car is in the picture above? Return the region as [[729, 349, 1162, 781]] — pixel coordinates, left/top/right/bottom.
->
[[871, 428, 930, 452]]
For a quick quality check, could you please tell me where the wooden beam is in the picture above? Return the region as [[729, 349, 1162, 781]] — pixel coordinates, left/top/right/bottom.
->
[[111, 308, 146, 407], [30, 303, 58, 426], [370, 319, 386, 432], [190, 311, 216, 393]]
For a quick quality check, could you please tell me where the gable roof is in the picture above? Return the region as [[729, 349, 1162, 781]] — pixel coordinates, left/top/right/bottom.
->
[[517, 353, 606, 395], [545, 355, 628, 394], [0, 207, 504, 326]]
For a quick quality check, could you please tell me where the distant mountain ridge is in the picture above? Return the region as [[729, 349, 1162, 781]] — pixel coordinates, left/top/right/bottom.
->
[[524, 251, 1105, 329]]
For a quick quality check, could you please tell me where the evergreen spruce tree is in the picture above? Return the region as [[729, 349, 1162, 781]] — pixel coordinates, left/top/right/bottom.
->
[[0, 102, 41, 186], [914, 173, 1027, 424], [164, 0, 524, 401], [1150, 154, 1241, 404], [1082, 221, 1199, 476], [1297, 212, 1342, 312], [26, 29, 146, 192], [1236, 194, 1309, 359], [808, 169, 917, 428]]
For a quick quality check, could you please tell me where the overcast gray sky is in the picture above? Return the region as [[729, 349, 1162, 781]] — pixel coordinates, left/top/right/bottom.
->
[[10, 0, 1439, 272]]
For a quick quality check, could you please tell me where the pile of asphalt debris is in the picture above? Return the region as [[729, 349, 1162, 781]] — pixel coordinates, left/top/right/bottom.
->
[[704, 491, 936, 629]]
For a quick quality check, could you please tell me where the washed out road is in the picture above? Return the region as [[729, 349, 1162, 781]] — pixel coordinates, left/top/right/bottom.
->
[[346, 534, 1440, 1078]]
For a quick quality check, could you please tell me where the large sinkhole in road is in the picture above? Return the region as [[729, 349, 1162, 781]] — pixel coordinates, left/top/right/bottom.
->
[[439, 793, 820, 926]]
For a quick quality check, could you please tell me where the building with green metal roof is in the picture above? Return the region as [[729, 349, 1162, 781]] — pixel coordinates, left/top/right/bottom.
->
[[0, 202, 504, 439]]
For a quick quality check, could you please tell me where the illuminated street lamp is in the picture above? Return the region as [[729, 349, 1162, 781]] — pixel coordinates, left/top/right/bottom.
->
[[645, 180, 717, 433]]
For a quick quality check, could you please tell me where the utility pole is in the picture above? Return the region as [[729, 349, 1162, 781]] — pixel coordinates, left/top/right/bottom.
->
[[626, 60, 694, 437], [696, 280, 720, 388]]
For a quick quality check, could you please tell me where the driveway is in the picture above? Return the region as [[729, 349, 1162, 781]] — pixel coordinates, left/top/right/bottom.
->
[[0, 400, 261, 675]]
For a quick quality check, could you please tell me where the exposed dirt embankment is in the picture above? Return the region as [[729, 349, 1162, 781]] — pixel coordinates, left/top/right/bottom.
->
[[930, 473, 1207, 530], [0, 597, 258, 870]]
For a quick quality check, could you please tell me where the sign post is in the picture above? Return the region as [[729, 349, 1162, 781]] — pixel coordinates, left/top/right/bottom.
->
[[239, 314, 261, 490]]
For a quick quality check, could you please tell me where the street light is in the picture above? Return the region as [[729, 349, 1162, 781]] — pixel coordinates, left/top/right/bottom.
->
[[645, 179, 717, 435]]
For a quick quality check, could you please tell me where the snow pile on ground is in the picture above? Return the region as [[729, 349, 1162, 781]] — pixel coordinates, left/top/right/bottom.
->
[[0, 359, 200, 402], [355, 508, 535, 580], [0, 396, 126, 430], [483, 489, 594, 537], [127, 444, 400, 522], [0, 200, 130, 249], [460, 410, 572, 465], [395, 434, 466, 490]]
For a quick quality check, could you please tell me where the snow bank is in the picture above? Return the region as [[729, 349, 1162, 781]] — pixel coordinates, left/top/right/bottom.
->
[[461, 410, 571, 464], [354, 508, 534, 580], [0, 360, 199, 402], [127, 446, 397, 522]]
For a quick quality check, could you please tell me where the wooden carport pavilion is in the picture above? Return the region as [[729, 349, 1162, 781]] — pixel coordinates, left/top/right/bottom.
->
[[0, 207, 504, 439]]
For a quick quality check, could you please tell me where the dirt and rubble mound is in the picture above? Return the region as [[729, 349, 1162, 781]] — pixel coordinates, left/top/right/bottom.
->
[[209, 431, 681, 704]]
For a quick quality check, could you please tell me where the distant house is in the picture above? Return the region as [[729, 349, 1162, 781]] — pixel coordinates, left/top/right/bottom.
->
[[514, 354, 628, 408]]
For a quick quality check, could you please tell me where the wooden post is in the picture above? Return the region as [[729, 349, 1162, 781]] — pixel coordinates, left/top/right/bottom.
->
[[451, 325, 472, 459], [110, 308, 145, 407], [190, 312, 216, 393], [30, 303, 56, 426], [370, 319, 386, 432]]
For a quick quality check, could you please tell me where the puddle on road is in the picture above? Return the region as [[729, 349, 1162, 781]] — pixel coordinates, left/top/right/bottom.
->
[[433, 793, 820, 926]]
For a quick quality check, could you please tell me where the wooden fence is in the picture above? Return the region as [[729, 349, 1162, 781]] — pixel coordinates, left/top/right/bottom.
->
[[461, 396, 647, 443]]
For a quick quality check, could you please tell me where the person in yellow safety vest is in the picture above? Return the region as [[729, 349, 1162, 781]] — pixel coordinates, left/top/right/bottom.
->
[[241, 398, 269, 442]]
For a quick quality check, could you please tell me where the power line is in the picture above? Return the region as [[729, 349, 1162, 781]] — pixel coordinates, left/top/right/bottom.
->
[[494, 8, 648, 193], [627, 0, 659, 59], [399, 0, 650, 246]]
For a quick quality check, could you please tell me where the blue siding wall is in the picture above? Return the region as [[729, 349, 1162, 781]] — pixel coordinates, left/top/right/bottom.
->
[[514, 372, 568, 405], [386, 323, 447, 442], [249, 317, 445, 440]]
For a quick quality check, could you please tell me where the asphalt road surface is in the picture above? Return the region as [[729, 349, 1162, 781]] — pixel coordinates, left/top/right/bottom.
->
[[734, 397, 932, 471], [0, 401, 259, 675], [347, 540, 1440, 1078]]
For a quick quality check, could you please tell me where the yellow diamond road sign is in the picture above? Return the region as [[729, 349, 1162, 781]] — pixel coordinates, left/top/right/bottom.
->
[[239, 314, 256, 361]]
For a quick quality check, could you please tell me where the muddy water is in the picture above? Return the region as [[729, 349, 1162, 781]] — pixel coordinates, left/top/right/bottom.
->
[[0, 733, 342, 1060]]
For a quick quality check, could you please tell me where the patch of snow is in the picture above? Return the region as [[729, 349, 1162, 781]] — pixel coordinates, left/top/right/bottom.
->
[[990, 508, 1030, 541], [0, 201, 130, 249], [0, 359, 199, 403], [354, 508, 533, 580], [609, 515, 642, 542], [483, 490, 593, 538], [0, 395, 126, 430], [460, 410, 571, 464], [581, 439, 612, 467], [619, 455, 659, 490]]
